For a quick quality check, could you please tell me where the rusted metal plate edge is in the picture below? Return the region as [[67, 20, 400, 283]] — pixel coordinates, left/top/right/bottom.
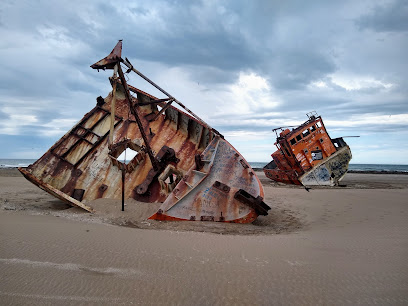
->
[[299, 146, 351, 186], [149, 138, 266, 223], [263, 168, 302, 185], [127, 83, 211, 129], [18, 167, 94, 213], [305, 145, 351, 175], [160, 137, 221, 213], [162, 162, 215, 213], [149, 208, 258, 223]]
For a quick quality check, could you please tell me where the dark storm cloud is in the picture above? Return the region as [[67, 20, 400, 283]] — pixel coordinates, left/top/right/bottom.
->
[[321, 97, 408, 117], [356, 0, 408, 32], [88, 1, 259, 80], [183, 66, 240, 86], [63, 0, 338, 89], [0, 0, 407, 162], [213, 117, 408, 136], [0, 109, 7, 120], [0, 0, 342, 92], [268, 51, 336, 90], [279, 92, 395, 116]]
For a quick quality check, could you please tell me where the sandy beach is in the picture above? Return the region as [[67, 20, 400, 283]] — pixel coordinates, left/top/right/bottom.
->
[[1, 168, 407, 305]]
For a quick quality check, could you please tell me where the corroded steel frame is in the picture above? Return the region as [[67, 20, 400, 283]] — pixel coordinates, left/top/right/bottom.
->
[[19, 41, 270, 223], [263, 114, 352, 187]]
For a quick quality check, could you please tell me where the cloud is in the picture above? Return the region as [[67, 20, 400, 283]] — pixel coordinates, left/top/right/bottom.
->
[[0, 0, 407, 164], [356, 0, 408, 32]]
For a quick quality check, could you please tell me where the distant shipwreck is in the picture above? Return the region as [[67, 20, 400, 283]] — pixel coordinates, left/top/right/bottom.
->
[[19, 41, 270, 223], [263, 112, 352, 187]]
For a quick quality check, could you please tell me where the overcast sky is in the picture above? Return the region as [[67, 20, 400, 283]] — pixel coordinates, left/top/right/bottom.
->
[[0, 0, 407, 164]]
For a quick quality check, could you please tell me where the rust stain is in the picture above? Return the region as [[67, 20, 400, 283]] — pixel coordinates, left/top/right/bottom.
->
[[264, 112, 352, 187], [18, 41, 270, 223]]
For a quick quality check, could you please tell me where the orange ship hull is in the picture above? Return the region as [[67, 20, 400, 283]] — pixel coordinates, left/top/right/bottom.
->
[[263, 112, 352, 187]]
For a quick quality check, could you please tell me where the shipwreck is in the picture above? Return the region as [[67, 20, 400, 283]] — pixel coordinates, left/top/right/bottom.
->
[[19, 41, 270, 223], [263, 112, 352, 187]]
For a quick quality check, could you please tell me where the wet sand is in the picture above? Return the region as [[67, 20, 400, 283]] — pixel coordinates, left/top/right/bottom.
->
[[1, 169, 408, 304]]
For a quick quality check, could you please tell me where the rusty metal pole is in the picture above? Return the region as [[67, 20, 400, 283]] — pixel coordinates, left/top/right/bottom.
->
[[122, 167, 125, 211], [116, 64, 159, 171], [109, 64, 118, 145]]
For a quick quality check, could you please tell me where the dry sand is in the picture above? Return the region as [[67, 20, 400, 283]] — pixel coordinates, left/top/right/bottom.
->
[[1, 168, 407, 305]]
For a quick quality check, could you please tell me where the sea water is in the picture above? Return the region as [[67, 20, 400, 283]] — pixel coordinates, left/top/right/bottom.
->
[[0, 159, 37, 168], [1, 159, 407, 173], [250, 162, 408, 172]]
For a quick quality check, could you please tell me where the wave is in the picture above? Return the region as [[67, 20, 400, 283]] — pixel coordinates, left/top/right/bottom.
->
[[1, 159, 407, 173], [0, 159, 37, 169]]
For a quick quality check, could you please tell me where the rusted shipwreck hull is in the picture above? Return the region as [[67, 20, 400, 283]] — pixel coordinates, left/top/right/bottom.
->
[[19, 41, 270, 223], [263, 112, 352, 187]]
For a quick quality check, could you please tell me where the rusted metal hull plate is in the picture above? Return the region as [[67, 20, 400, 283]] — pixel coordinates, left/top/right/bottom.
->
[[149, 136, 266, 223], [18, 167, 93, 212], [19, 91, 211, 206], [263, 168, 302, 185], [263, 114, 353, 188], [299, 146, 352, 186], [18, 41, 270, 223]]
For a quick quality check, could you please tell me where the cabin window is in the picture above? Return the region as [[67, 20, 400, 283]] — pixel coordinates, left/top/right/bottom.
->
[[290, 138, 296, 145], [310, 125, 316, 132], [296, 134, 302, 141], [316, 121, 322, 128], [311, 150, 323, 160], [304, 149, 308, 154], [320, 138, 324, 143], [302, 129, 310, 137]]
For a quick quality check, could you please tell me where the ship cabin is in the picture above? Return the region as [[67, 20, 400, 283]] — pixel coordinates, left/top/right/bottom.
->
[[264, 113, 348, 185]]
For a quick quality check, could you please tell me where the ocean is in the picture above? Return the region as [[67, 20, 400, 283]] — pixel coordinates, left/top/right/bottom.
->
[[249, 162, 408, 172], [0, 159, 38, 168], [1, 159, 407, 173]]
